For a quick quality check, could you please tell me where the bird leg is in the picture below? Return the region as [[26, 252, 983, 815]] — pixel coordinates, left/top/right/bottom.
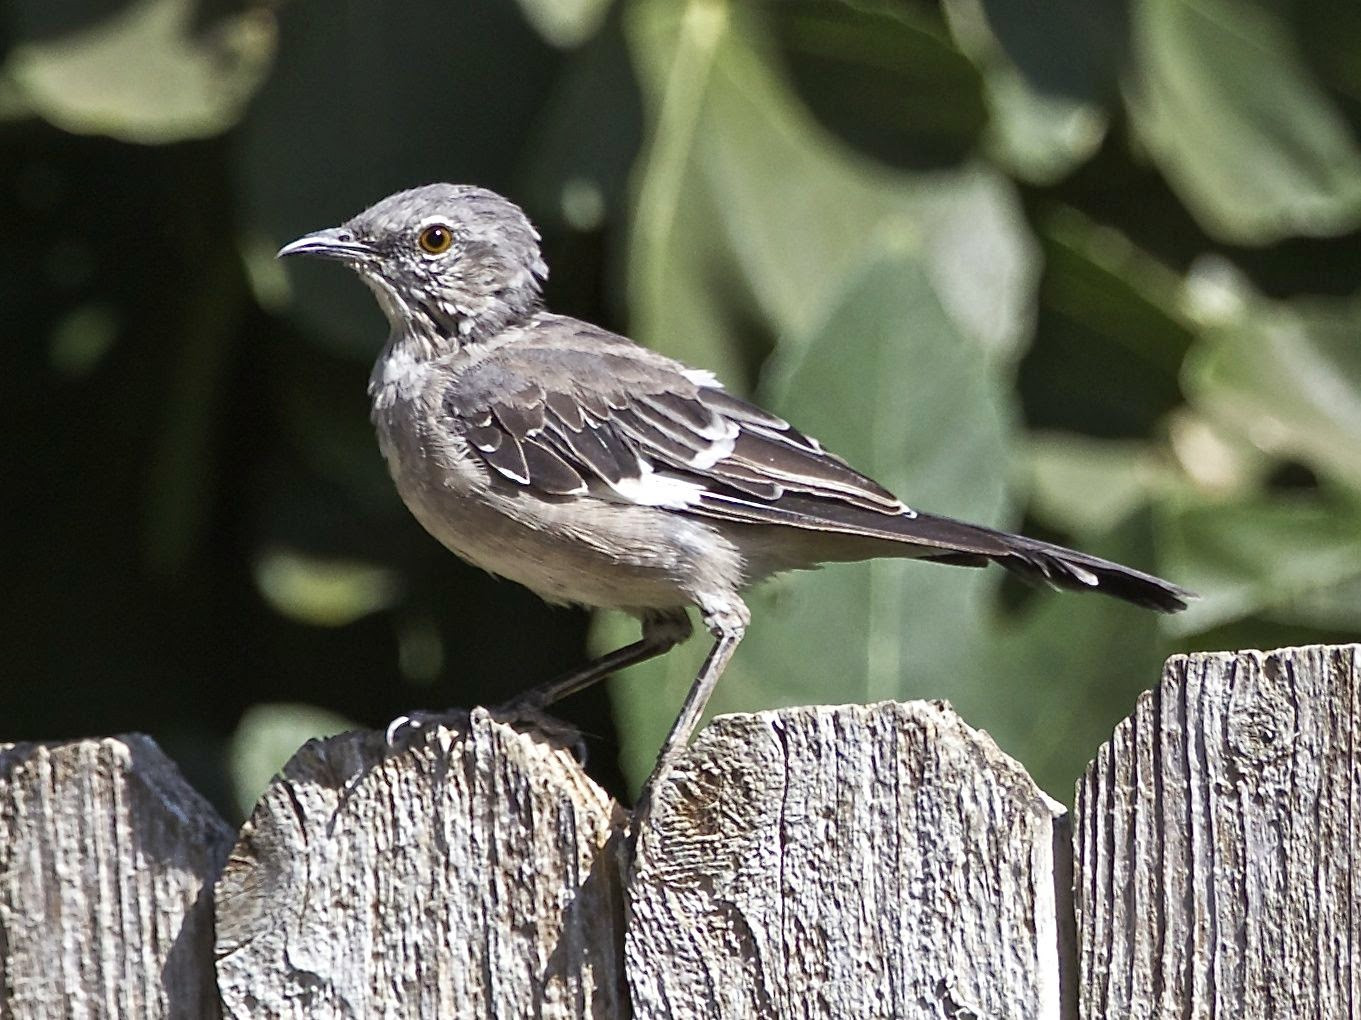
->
[[393, 611, 694, 759], [633, 597, 748, 817], [498, 608, 693, 713]]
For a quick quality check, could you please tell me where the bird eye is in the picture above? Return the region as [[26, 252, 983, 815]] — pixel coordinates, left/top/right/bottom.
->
[[417, 224, 454, 255]]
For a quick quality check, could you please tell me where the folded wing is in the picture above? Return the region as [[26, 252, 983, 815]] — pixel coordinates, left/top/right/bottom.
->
[[443, 322, 1192, 613]]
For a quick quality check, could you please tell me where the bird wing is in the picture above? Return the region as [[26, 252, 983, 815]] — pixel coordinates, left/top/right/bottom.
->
[[441, 323, 936, 528], [441, 321, 1192, 612]]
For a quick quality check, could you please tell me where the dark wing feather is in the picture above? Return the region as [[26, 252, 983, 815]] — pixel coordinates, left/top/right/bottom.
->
[[638, 390, 723, 435], [464, 423, 503, 452], [491, 391, 545, 438], [721, 430, 899, 511], [477, 427, 530, 484], [443, 335, 907, 519], [519, 440, 587, 495], [542, 408, 640, 486], [610, 407, 717, 468], [544, 390, 585, 431]]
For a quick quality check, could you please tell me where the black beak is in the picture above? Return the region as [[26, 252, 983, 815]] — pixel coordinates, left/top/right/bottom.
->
[[276, 227, 374, 261]]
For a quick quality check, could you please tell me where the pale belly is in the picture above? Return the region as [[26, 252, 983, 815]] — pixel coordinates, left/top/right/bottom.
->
[[374, 400, 743, 613]]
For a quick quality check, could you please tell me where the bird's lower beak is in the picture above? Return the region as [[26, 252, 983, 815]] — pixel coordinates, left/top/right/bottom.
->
[[276, 227, 374, 262]]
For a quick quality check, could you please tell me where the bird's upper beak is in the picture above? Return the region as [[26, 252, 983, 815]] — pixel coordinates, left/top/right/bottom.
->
[[276, 227, 374, 262]]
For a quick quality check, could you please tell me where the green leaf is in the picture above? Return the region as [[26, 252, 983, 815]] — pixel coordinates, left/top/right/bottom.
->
[[768, 0, 988, 171], [228, 703, 359, 817], [2, 0, 276, 143], [1186, 292, 1361, 488], [624, 0, 1039, 386], [975, 68, 1108, 185], [1025, 432, 1177, 535], [1163, 493, 1361, 635], [734, 248, 1016, 707], [251, 546, 403, 628], [1125, 0, 1361, 244], [514, 0, 613, 48]]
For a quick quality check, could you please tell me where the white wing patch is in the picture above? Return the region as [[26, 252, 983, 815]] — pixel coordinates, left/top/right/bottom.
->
[[609, 462, 705, 509], [687, 433, 736, 470], [682, 368, 723, 388]]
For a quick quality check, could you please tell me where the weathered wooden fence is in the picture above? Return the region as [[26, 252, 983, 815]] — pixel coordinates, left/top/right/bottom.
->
[[0, 644, 1356, 1018]]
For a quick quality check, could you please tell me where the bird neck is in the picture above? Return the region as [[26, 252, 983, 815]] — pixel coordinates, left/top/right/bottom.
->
[[362, 267, 544, 351], [446, 289, 544, 345], [368, 329, 435, 408], [366, 298, 542, 409]]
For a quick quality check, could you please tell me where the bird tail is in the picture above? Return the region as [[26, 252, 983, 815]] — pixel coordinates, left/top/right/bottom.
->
[[922, 533, 1188, 612], [696, 490, 1193, 612], [916, 521, 1192, 613]]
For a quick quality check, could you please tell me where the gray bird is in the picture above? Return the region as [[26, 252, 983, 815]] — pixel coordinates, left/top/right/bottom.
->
[[279, 183, 1192, 803]]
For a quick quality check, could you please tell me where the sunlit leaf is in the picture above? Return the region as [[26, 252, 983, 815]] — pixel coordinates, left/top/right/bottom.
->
[[1186, 292, 1361, 488], [1163, 493, 1361, 635], [738, 247, 1013, 701], [3, 0, 275, 142], [253, 546, 403, 627], [1125, 0, 1361, 244], [228, 703, 358, 817], [624, 0, 1039, 385], [1025, 432, 1177, 535], [515, 0, 613, 48]]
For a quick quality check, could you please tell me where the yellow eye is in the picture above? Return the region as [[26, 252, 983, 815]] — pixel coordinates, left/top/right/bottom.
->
[[418, 223, 454, 255]]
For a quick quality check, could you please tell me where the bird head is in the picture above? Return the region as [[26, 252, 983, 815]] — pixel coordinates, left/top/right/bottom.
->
[[278, 184, 549, 347]]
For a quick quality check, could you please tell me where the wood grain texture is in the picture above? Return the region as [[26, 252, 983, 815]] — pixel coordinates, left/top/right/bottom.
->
[[1075, 644, 1361, 1019], [625, 700, 1073, 1019], [214, 709, 626, 1019], [0, 735, 234, 1019]]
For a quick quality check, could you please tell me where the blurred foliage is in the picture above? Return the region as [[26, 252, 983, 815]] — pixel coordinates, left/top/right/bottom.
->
[[227, 702, 357, 816], [3, 0, 1360, 813]]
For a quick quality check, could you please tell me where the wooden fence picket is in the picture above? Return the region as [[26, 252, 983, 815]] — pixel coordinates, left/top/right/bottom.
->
[[1, 644, 1357, 1018]]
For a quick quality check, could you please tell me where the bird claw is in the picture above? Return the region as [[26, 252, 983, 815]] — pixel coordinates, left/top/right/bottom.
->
[[383, 704, 588, 764], [383, 709, 469, 751]]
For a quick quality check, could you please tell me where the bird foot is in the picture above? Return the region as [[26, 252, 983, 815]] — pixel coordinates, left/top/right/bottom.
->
[[383, 709, 471, 751], [384, 704, 587, 763], [483, 699, 590, 763]]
